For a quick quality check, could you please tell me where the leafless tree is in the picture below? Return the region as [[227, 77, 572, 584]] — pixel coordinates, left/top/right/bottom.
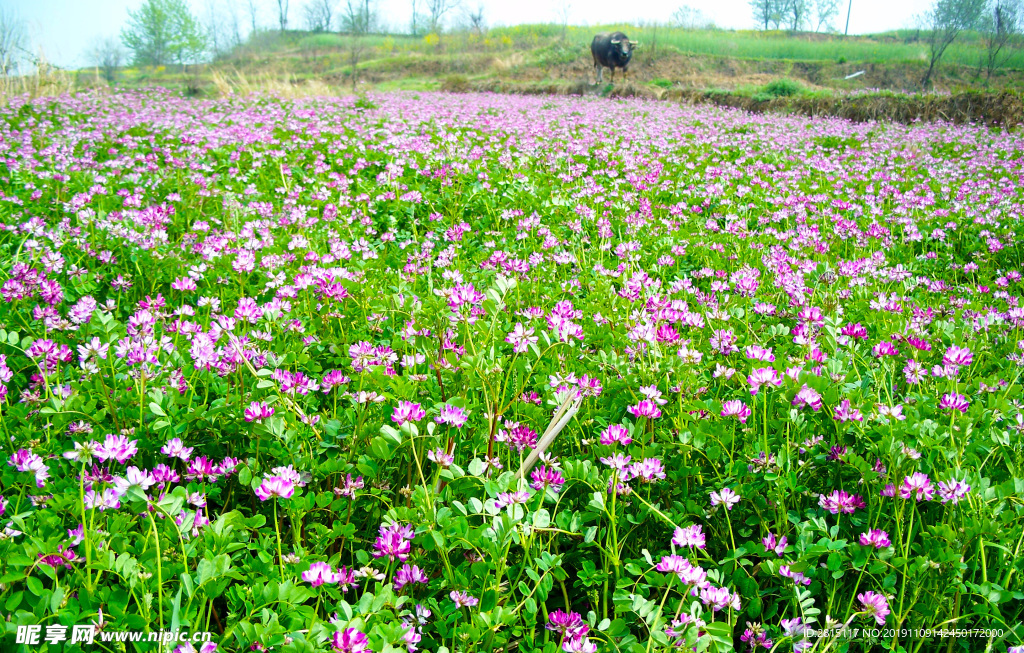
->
[[303, 0, 335, 31], [348, 34, 364, 91], [785, 0, 809, 29], [980, 0, 1023, 79], [341, 0, 376, 33], [205, 0, 227, 58], [245, 0, 261, 34], [750, 0, 791, 29], [465, 4, 485, 34], [226, 1, 244, 47], [425, 0, 461, 34], [90, 37, 125, 84], [920, 0, 987, 88], [812, 0, 842, 31], [0, 7, 27, 77], [410, 0, 421, 35], [556, 1, 572, 40], [673, 4, 713, 29], [276, 0, 290, 32]]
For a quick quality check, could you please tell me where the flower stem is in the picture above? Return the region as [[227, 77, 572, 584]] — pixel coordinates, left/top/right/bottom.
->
[[273, 500, 284, 578]]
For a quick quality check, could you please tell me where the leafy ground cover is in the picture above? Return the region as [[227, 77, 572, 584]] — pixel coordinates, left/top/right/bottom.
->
[[1, 89, 1024, 653]]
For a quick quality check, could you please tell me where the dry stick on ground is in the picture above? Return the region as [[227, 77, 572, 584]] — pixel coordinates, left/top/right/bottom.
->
[[515, 392, 583, 481], [229, 336, 323, 441]]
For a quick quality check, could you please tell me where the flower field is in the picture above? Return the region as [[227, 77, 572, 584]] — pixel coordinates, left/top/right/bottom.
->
[[1, 89, 1024, 653]]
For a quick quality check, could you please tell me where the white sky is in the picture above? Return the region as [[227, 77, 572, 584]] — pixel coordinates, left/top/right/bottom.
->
[[9, 0, 933, 68]]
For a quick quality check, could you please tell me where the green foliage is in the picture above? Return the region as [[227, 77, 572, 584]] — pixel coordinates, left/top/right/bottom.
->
[[299, 34, 347, 52], [762, 77, 805, 97], [3, 88, 1024, 653], [120, 0, 206, 67]]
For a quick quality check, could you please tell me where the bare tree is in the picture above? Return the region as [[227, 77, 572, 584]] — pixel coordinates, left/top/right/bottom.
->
[[920, 0, 987, 88], [341, 0, 376, 33], [348, 34, 364, 91], [465, 4, 485, 34], [410, 0, 421, 35], [556, 1, 572, 40], [226, 1, 244, 48], [245, 0, 261, 34], [276, 0, 290, 32], [303, 0, 335, 31], [90, 37, 125, 84], [673, 4, 714, 29], [980, 0, 1023, 79], [812, 0, 842, 31], [0, 7, 27, 77], [784, 0, 810, 29], [750, 0, 789, 29], [425, 0, 461, 34], [205, 0, 227, 58]]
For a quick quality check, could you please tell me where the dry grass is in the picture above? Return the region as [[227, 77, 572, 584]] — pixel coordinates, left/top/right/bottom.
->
[[210, 68, 336, 98], [490, 52, 525, 73], [0, 56, 75, 105]]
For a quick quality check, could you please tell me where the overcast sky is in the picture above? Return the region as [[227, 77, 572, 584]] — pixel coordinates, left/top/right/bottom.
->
[[9, 0, 933, 68]]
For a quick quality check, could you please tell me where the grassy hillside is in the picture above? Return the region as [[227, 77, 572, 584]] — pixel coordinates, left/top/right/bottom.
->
[[68, 22, 1024, 101]]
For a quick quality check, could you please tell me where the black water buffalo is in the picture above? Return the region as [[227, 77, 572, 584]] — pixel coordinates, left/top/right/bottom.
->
[[591, 32, 637, 83]]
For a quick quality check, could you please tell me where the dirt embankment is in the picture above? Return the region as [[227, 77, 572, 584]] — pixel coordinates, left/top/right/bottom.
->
[[451, 77, 1024, 127]]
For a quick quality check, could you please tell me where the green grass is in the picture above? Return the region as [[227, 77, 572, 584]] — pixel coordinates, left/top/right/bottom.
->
[[218, 23, 1024, 70], [553, 24, 1024, 68], [101, 21, 1024, 98]]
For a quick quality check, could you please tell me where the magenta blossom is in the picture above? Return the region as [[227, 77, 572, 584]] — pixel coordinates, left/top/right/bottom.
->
[[818, 490, 866, 514], [859, 529, 892, 548], [244, 401, 274, 423], [791, 385, 823, 411], [96, 434, 138, 464], [672, 525, 706, 549], [392, 401, 426, 426], [747, 367, 783, 395], [939, 392, 969, 414], [627, 399, 662, 420], [720, 399, 753, 423], [38, 544, 78, 569], [628, 458, 666, 483], [302, 561, 342, 587], [858, 591, 890, 626], [8, 449, 50, 487], [393, 564, 429, 591], [450, 590, 478, 608], [530, 465, 566, 493], [435, 403, 469, 427], [331, 628, 369, 653], [899, 473, 934, 502], [762, 533, 787, 556], [161, 438, 193, 461], [547, 609, 588, 640], [373, 522, 415, 562], [710, 487, 741, 510], [700, 585, 741, 612], [937, 478, 970, 504], [780, 565, 811, 586], [599, 424, 632, 446], [254, 476, 295, 501]]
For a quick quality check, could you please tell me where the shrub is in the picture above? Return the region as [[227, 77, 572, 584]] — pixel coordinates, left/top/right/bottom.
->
[[762, 77, 805, 97], [441, 74, 470, 92]]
